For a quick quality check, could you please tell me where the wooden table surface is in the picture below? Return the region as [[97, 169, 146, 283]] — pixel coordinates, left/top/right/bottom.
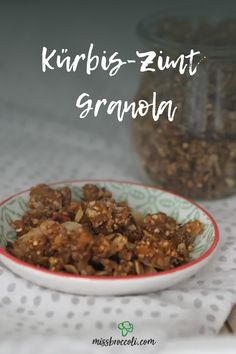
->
[[220, 306, 236, 335]]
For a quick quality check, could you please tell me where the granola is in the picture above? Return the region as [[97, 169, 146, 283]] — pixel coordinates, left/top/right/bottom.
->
[[134, 17, 236, 199], [7, 184, 203, 276]]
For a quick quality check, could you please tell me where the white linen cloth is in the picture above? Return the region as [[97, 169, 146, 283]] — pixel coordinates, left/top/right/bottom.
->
[[0, 112, 236, 353]]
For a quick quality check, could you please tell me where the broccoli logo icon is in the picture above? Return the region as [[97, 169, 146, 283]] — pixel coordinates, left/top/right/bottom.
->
[[118, 321, 134, 337]]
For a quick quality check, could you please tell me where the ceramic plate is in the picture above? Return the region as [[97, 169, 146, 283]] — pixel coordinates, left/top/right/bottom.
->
[[0, 180, 219, 295]]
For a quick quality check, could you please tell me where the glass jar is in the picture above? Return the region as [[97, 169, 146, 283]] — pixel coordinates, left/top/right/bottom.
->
[[134, 7, 236, 199]]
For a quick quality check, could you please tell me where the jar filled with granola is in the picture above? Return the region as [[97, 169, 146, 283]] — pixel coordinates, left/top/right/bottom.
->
[[134, 9, 236, 199]]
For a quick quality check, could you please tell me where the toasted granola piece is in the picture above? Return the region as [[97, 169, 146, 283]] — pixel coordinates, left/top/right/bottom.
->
[[66, 201, 83, 217], [39, 220, 69, 254], [88, 199, 116, 234], [143, 265, 158, 274], [8, 220, 94, 272], [92, 233, 128, 260], [48, 256, 64, 272], [135, 237, 171, 270], [113, 260, 135, 276], [118, 243, 134, 261], [134, 260, 145, 275], [44, 220, 93, 255], [10, 219, 26, 236], [109, 233, 128, 254], [91, 236, 111, 258], [85, 200, 112, 229], [82, 184, 112, 201], [58, 186, 72, 207], [131, 210, 144, 226], [74, 204, 84, 222], [74, 252, 96, 275], [143, 212, 178, 238], [112, 205, 132, 229], [125, 220, 143, 242], [84, 199, 142, 238], [63, 222, 93, 253], [99, 258, 118, 275], [113, 207, 143, 242], [136, 232, 192, 270], [180, 220, 204, 237], [63, 264, 79, 274], [28, 184, 71, 211], [11, 209, 52, 237], [51, 210, 72, 223], [7, 226, 49, 266], [12, 200, 80, 237], [78, 264, 96, 276], [40, 219, 65, 238]]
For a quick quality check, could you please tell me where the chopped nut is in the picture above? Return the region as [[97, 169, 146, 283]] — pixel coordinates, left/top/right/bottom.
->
[[75, 205, 84, 222], [82, 184, 112, 201]]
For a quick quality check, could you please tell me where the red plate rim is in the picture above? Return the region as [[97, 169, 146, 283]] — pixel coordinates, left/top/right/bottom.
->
[[0, 179, 219, 281]]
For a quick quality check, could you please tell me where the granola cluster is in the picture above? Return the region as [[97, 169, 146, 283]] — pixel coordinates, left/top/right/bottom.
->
[[7, 184, 203, 276], [134, 17, 236, 199]]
